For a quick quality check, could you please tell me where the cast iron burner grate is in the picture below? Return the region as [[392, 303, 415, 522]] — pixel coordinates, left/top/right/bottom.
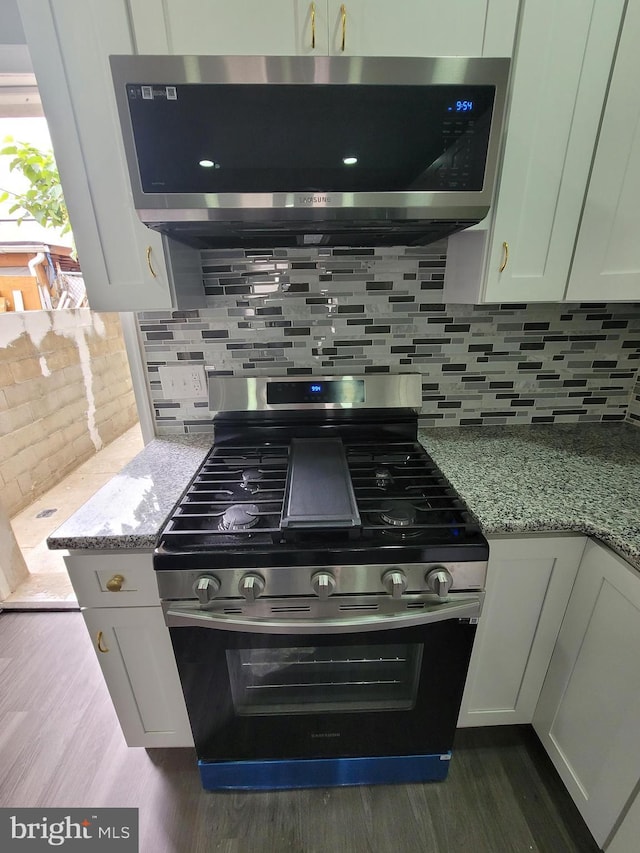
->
[[158, 439, 480, 552], [162, 445, 288, 542]]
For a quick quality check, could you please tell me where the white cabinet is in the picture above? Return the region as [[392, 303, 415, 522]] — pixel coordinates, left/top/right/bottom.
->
[[326, 0, 516, 58], [458, 534, 585, 727], [129, 0, 326, 55], [65, 552, 193, 749], [81, 605, 193, 748], [129, 0, 517, 58], [607, 793, 640, 853], [446, 0, 626, 304], [17, 0, 202, 312], [533, 540, 640, 848], [566, 0, 640, 302]]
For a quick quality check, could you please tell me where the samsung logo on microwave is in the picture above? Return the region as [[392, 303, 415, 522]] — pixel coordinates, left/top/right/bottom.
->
[[311, 732, 341, 738], [296, 195, 335, 205]]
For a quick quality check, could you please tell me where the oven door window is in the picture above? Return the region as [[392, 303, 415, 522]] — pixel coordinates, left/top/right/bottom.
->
[[169, 619, 476, 761], [226, 643, 422, 716]]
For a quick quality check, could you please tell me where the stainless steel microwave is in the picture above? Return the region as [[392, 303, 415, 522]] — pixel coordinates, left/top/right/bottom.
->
[[110, 54, 510, 250]]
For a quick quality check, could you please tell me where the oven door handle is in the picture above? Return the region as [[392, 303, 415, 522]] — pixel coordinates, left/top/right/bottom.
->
[[163, 597, 482, 634]]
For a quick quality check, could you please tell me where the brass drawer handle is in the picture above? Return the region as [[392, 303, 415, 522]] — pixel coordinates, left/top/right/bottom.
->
[[311, 2, 316, 49], [106, 574, 125, 592], [96, 631, 109, 654], [146, 245, 157, 278], [340, 4, 346, 52], [499, 241, 509, 273]]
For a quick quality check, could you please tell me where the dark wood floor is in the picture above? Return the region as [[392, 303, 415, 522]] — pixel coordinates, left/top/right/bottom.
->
[[0, 611, 600, 853]]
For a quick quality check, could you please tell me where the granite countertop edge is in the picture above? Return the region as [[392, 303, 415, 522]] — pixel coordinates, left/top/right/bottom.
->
[[48, 423, 640, 573], [46, 434, 212, 553], [417, 423, 640, 573]]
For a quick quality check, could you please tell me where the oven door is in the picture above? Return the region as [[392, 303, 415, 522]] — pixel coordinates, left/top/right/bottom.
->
[[164, 597, 480, 788]]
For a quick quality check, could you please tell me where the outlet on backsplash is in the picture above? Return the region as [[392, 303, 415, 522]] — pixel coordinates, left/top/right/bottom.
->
[[158, 365, 208, 400]]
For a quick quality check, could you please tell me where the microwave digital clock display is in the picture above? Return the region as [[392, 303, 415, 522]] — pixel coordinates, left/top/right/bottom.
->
[[447, 99, 474, 112]]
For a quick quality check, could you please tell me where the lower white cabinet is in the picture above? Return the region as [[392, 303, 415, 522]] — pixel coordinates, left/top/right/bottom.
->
[[533, 539, 640, 848], [81, 605, 193, 748], [65, 552, 193, 748], [606, 792, 640, 853], [458, 534, 586, 727]]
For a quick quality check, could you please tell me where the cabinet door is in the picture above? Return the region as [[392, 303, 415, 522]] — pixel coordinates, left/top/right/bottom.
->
[[129, 0, 327, 55], [18, 0, 173, 311], [328, 0, 494, 57], [607, 792, 640, 853], [566, 0, 640, 302], [533, 540, 640, 848], [479, 0, 624, 303], [130, 0, 517, 58], [458, 535, 585, 727], [82, 606, 193, 748]]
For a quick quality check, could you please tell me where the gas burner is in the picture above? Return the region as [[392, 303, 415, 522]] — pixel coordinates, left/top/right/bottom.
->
[[375, 467, 393, 489], [219, 504, 260, 532], [241, 468, 263, 492], [380, 500, 416, 527]]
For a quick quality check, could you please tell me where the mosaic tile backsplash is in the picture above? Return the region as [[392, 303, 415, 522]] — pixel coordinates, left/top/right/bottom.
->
[[137, 243, 640, 435], [629, 375, 640, 426]]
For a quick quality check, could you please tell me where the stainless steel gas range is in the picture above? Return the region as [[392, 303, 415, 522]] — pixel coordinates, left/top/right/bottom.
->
[[154, 374, 488, 791]]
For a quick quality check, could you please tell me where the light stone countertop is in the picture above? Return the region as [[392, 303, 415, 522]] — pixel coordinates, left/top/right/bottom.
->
[[47, 435, 212, 551], [49, 423, 640, 572], [418, 422, 640, 570]]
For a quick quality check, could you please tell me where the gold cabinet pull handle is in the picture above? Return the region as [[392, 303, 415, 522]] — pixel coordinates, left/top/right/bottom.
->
[[106, 574, 125, 592], [97, 631, 109, 654], [499, 241, 509, 273], [146, 245, 157, 278], [311, 2, 316, 49], [340, 4, 346, 52]]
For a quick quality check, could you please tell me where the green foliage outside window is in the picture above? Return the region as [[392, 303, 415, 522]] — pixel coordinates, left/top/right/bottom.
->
[[0, 136, 71, 236]]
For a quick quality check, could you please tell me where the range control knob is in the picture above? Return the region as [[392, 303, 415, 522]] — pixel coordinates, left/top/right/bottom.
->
[[311, 572, 337, 600], [239, 574, 265, 603], [425, 567, 454, 601], [382, 569, 408, 599], [193, 574, 221, 605]]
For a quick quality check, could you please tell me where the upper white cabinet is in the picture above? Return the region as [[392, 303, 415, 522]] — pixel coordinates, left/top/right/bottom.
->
[[18, 0, 179, 312], [129, 0, 328, 55], [566, 0, 640, 302], [129, 1, 517, 58], [326, 0, 513, 58], [533, 540, 640, 848], [446, 0, 626, 304]]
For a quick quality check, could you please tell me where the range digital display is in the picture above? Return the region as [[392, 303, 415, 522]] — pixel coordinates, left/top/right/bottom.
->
[[266, 380, 365, 405]]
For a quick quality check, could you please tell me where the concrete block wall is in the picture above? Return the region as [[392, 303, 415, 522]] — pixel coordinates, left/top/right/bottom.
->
[[0, 310, 137, 517]]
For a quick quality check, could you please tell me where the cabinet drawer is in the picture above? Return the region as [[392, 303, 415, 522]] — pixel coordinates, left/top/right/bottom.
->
[[65, 552, 160, 607]]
